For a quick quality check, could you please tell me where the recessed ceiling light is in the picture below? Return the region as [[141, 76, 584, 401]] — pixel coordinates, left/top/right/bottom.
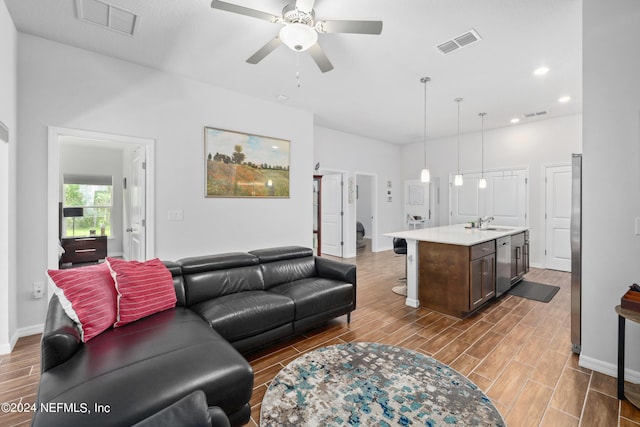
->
[[558, 95, 572, 103], [510, 118, 521, 124], [533, 66, 549, 76]]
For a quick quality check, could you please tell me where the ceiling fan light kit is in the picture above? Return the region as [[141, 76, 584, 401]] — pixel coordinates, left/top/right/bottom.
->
[[210, 0, 382, 73], [279, 23, 317, 51]]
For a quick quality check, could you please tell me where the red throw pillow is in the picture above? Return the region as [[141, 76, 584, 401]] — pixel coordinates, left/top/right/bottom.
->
[[107, 258, 177, 327], [47, 263, 117, 342]]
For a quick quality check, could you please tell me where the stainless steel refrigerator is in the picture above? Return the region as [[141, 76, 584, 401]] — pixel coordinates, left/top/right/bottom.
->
[[571, 153, 582, 354]]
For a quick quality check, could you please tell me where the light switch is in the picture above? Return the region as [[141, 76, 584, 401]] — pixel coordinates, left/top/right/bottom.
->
[[168, 210, 184, 221], [636, 217, 640, 235]]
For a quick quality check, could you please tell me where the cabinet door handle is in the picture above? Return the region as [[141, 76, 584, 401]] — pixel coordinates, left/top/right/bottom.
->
[[75, 238, 96, 242], [75, 249, 96, 253], [516, 246, 521, 259]]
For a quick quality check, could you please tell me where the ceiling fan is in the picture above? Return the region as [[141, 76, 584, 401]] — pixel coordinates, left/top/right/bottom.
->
[[210, 0, 383, 73]]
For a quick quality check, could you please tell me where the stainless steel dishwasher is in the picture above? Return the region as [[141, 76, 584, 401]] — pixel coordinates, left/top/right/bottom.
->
[[496, 236, 512, 297]]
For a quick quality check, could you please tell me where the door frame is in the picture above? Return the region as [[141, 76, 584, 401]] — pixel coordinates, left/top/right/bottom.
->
[[47, 126, 156, 270], [542, 162, 572, 271], [354, 172, 378, 254], [317, 168, 346, 258]]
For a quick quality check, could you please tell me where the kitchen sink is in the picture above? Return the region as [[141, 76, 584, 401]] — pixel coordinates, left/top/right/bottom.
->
[[481, 227, 514, 231]]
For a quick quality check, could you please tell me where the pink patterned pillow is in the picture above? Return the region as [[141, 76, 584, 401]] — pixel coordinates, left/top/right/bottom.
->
[[47, 263, 117, 342], [107, 258, 177, 327]]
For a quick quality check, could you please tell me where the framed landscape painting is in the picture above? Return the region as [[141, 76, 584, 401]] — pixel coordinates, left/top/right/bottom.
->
[[205, 127, 290, 198]]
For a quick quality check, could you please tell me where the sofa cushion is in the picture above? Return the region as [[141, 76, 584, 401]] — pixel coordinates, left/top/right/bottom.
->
[[269, 278, 355, 320], [107, 257, 177, 327], [131, 390, 229, 427], [46, 263, 117, 342], [249, 246, 313, 263], [190, 291, 294, 342], [179, 254, 264, 305], [33, 308, 253, 427], [258, 257, 317, 289]]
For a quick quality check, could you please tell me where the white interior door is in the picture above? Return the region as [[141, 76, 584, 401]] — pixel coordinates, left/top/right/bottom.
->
[[450, 169, 528, 226], [321, 174, 343, 257], [545, 164, 572, 271], [127, 148, 146, 261]]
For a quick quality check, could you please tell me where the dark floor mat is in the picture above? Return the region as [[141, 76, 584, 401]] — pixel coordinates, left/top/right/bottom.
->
[[508, 280, 560, 302]]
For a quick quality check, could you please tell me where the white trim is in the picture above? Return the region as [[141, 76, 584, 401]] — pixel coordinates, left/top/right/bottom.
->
[[541, 162, 572, 270], [579, 353, 640, 384], [48, 127, 155, 273], [0, 331, 18, 355], [354, 172, 379, 253], [17, 323, 44, 337], [317, 168, 348, 259]]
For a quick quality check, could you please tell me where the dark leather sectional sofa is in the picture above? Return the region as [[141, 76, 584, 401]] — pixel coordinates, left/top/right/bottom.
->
[[33, 246, 356, 427]]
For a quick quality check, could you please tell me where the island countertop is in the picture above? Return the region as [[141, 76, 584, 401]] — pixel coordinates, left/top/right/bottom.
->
[[386, 223, 529, 246]]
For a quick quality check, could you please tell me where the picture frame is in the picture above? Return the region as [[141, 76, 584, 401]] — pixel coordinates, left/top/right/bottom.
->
[[204, 127, 290, 198]]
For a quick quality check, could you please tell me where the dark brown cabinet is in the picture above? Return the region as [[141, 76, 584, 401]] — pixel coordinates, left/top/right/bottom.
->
[[470, 243, 496, 310], [419, 239, 496, 318], [60, 236, 107, 266], [511, 231, 529, 284]]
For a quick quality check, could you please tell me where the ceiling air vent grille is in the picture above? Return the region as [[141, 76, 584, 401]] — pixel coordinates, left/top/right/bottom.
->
[[522, 110, 549, 119], [436, 29, 482, 55], [76, 0, 137, 36]]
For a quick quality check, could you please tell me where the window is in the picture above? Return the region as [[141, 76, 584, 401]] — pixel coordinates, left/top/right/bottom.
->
[[63, 175, 113, 237]]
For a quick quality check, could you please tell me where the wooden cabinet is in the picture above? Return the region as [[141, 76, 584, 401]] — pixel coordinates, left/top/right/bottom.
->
[[511, 231, 529, 284], [419, 240, 496, 318], [470, 243, 496, 310], [60, 236, 107, 266]]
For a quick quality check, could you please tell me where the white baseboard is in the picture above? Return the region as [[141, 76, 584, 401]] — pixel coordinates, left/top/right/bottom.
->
[[18, 323, 44, 337], [0, 328, 19, 355], [579, 354, 640, 383], [0, 324, 44, 355]]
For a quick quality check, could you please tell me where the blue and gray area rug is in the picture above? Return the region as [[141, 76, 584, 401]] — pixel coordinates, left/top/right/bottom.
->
[[260, 342, 505, 427]]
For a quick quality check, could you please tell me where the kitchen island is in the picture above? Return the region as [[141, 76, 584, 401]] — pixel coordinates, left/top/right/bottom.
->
[[386, 224, 529, 318]]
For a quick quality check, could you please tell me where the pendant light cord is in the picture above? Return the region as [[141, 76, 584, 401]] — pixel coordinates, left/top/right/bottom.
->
[[421, 77, 430, 168], [480, 112, 486, 178], [455, 98, 463, 174]]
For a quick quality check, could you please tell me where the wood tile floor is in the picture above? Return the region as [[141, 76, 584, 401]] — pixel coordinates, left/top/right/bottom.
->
[[2, 244, 640, 426]]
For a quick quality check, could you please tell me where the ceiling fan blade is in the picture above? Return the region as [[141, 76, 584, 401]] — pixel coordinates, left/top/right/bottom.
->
[[295, 0, 316, 14], [317, 20, 383, 35], [308, 43, 334, 73], [246, 37, 282, 64], [210, 0, 280, 23]]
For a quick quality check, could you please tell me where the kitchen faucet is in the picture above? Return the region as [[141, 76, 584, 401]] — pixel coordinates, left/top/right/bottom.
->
[[477, 216, 495, 229]]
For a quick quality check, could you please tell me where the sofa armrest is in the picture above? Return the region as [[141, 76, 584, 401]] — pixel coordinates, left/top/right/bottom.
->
[[315, 257, 356, 285], [41, 294, 82, 373]]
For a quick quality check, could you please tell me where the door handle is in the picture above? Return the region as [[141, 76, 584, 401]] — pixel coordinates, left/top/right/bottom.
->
[[126, 228, 133, 232]]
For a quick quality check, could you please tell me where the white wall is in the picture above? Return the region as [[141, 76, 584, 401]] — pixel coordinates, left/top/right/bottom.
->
[[0, 0, 18, 354], [314, 126, 403, 257], [16, 34, 314, 330], [60, 142, 125, 256], [581, 0, 640, 377], [401, 114, 582, 268]]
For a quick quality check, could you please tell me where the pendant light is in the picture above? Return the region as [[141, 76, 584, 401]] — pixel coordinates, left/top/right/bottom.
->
[[478, 112, 487, 189], [454, 98, 464, 186], [420, 77, 431, 183]]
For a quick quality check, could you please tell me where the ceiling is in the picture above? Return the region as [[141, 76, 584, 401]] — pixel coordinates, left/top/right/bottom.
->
[[5, 0, 582, 144]]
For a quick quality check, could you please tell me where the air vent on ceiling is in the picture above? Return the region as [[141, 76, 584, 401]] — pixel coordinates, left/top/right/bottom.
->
[[76, 0, 137, 36], [436, 29, 482, 55], [522, 110, 549, 118]]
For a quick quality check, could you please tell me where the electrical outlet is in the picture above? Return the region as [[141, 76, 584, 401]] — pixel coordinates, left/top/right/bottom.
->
[[33, 282, 44, 299]]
